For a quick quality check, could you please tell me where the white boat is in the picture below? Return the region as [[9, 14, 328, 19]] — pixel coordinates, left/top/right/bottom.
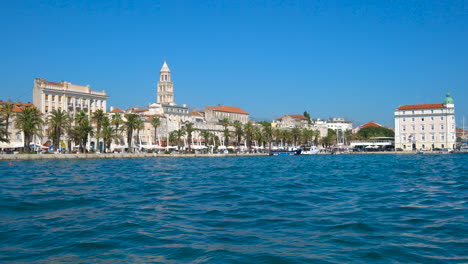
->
[[301, 146, 320, 155], [459, 143, 468, 154]]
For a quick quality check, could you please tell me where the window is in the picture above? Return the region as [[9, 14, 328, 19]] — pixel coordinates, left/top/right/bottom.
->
[[452, 124, 455, 130], [421, 134, 425, 140], [421, 125, 425, 131], [431, 124, 434, 130], [403, 125, 406, 131], [431, 134, 435, 141], [403, 136, 406, 142], [431, 117, 434, 121], [441, 125, 444, 130], [403, 118, 406, 122], [421, 117, 424, 121], [412, 125, 415, 131], [441, 134, 445, 140], [441, 116, 444, 120]]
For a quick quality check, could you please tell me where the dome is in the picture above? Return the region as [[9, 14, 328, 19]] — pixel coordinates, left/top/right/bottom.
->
[[443, 93, 454, 104]]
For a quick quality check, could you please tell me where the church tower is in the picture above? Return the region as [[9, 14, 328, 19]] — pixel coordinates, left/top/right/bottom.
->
[[157, 61, 175, 105]]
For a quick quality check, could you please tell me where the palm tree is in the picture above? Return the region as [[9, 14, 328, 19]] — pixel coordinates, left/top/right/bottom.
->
[[73, 110, 93, 153], [100, 116, 119, 153], [0, 116, 8, 143], [1, 103, 14, 140], [92, 109, 106, 152], [47, 109, 70, 152], [183, 122, 195, 152], [291, 127, 301, 147], [272, 128, 282, 148], [243, 121, 254, 152], [134, 118, 144, 150], [173, 129, 186, 151], [260, 122, 273, 153], [233, 120, 243, 149], [111, 113, 124, 144], [14, 107, 43, 152], [220, 117, 230, 147], [150, 116, 161, 145], [200, 130, 212, 148], [124, 114, 140, 153]]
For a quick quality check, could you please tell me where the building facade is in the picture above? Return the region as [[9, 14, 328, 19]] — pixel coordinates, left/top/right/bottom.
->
[[394, 93, 456, 151], [204, 105, 250, 124], [33, 78, 108, 115]]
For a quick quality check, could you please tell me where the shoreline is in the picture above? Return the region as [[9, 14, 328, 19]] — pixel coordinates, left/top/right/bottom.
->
[[0, 151, 458, 160]]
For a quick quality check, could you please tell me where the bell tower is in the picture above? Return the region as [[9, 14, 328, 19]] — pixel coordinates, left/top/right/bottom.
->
[[157, 61, 175, 105]]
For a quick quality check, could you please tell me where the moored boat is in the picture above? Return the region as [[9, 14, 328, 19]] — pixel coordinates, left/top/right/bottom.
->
[[301, 145, 320, 155], [271, 149, 302, 156]]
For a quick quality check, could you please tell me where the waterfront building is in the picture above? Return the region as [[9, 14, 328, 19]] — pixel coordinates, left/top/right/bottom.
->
[[33, 78, 108, 115], [314, 117, 353, 131], [0, 101, 37, 149], [352, 121, 384, 134], [204, 105, 249, 124], [275, 114, 310, 129], [394, 93, 456, 151]]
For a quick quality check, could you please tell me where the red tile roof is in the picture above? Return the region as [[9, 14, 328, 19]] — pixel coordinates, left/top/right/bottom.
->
[[397, 103, 445, 110], [190, 111, 204, 117], [110, 108, 124, 113], [206, 105, 248, 115], [361, 121, 382, 128], [278, 114, 308, 121]]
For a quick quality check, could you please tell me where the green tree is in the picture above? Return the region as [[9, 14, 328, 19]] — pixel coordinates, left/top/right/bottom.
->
[[150, 116, 161, 145], [0, 116, 8, 143], [15, 107, 43, 152], [303, 111, 312, 124], [321, 129, 336, 148], [74, 111, 93, 153], [200, 130, 212, 147], [260, 121, 273, 153], [233, 120, 243, 149], [220, 117, 230, 147], [92, 109, 106, 152], [1, 103, 14, 140], [111, 113, 124, 144], [47, 109, 71, 151], [356, 126, 394, 139], [173, 129, 186, 151], [124, 114, 140, 153], [183, 122, 195, 151], [291, 127, 301, 146], [243, 121, 254, 152]]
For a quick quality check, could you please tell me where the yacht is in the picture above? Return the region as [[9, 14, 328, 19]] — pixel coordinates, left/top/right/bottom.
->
[[301, 145, 320, 155]]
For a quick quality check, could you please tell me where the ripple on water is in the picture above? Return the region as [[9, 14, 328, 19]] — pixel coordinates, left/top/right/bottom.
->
[[0, 155, 467, 263]]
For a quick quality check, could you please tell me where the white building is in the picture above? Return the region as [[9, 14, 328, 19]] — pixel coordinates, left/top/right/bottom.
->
[[33, 78, 108, 115], [204, 105, 250, 124], [394, 93, 456, 151]]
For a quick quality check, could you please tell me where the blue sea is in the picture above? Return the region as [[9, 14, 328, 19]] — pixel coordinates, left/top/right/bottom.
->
[[1, 154, 467, 263]]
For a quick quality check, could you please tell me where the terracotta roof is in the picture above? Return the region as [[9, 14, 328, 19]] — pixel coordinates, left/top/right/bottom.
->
[[278, 114, 308, 121], [206, 105, 248, 115], [131, 109, 147, 113], [110, 108, 124, 113], [397, 103, 445, 110], [190, 111, 204, 117], [361, 121, 382, 128]]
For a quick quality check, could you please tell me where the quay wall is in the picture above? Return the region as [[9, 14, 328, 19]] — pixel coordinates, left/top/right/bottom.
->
[[0, 153, 268, 161]]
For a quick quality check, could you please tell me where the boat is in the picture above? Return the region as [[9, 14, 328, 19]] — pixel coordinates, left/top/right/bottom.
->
[[458, 143, 468, 154], [301, 145, 320, 155], [271, 149, 302, 156]]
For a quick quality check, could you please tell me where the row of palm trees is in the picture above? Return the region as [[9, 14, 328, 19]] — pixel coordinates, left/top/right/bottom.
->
[[166, 118, 323, 152], [0, 104, 163, 153]]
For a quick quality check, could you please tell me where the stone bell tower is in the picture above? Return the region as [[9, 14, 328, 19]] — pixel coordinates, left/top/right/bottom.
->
[[157, 61, 175, 105]]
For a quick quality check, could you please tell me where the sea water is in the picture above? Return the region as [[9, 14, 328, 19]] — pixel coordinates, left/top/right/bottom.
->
[[1, 154, 467, 263]]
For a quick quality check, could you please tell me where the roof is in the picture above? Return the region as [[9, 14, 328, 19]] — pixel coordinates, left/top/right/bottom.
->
[[0, 102, 34, 112], [397, 103, 445, 110], [206, 105, 248, 115], [190, 111, 204, 117], [278, 114, 308, 121], [131, 109, 148, 113], [110, 108, 124, 113], [361, 121, 382, 128], [160, 61, 170, 72]]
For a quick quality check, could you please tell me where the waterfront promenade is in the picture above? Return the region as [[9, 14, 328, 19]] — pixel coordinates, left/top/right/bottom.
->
[[0, 151, 455, 161]]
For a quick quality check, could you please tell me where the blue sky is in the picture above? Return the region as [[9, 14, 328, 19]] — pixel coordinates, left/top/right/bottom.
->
[[1, 0, 467, 127]]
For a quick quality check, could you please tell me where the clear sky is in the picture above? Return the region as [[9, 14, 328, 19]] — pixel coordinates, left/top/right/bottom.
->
[[1, 0, 467, 127]]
